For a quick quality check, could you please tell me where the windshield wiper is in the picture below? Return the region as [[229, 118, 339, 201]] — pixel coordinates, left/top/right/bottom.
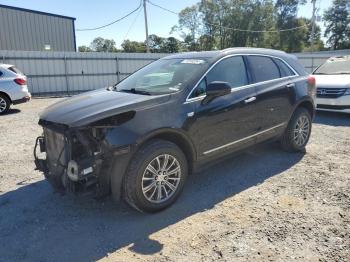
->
[[118, 88, 152, 95]]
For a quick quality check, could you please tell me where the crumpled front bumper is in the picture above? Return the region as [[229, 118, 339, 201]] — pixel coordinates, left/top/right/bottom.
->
[[34, 136, 48, 173], [33, 132, 104, 195]]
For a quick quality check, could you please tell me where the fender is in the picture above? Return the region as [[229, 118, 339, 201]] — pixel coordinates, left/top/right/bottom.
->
[[288, 96, 315, 122], [108, 127, 197, 201], [136, 127, 197, 160]]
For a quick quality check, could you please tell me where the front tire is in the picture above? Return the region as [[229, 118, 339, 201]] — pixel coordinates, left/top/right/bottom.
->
[[123, 139, 188, 213], [0, 94, 10, 115], [281, 107, 312, 152]]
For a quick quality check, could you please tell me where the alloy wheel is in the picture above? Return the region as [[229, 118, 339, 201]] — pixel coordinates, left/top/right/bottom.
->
[[142, 154, 181, 204], [293, 115, 310, 147], [0, 97, 7, 113]]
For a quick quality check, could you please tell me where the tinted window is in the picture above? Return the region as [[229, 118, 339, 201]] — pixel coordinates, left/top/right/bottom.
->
[[207, 56, 248, 88], [0, 71, 2, 77], [248, 56, 280, 83], [274, 58, 295, 77], [193, 78, 207, 97], [8, 66, 23, 75]]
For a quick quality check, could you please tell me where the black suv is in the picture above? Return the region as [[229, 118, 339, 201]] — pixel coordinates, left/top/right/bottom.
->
[[35, 48, 316, 213]]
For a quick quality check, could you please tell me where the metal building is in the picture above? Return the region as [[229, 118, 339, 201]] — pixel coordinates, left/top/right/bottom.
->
[[0, 4, 76, 52]]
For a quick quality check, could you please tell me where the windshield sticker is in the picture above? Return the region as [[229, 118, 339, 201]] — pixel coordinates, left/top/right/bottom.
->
[[181, 59, 206, 65]]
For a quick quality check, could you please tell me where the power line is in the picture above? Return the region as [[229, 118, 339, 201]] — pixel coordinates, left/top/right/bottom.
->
[[147, 0, 310, 33], [123, 7, 142, 41], [76, 1, 142, 31]]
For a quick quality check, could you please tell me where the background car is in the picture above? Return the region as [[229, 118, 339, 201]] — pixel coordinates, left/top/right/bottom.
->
[[312, 56, 350, 114], [0, 64, 31, 114]]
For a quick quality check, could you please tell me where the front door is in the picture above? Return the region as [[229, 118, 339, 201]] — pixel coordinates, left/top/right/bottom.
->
[[186, 55, 260, 158]]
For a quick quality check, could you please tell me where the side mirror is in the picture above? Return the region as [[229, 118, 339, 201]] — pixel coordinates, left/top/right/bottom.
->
[[202, 81, 231, 104]]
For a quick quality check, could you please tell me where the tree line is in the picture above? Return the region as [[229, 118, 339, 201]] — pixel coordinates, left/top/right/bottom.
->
[[78, 0, 350, 53]]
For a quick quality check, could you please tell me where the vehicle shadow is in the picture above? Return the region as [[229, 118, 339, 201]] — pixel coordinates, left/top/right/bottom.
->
[[314, 111, 350, 127], [0, 143, 304, 262], [0, 108, 21, 115]]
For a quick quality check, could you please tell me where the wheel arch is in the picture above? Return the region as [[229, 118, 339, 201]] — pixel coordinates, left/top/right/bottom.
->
[[110, 128, 197, 202], [136, 128, 197, 167], [296, 99, 315, 119], [0, 91, 12, 103]]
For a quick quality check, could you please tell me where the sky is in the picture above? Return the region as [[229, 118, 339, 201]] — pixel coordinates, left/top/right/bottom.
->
[[0, 0, 332, 48]]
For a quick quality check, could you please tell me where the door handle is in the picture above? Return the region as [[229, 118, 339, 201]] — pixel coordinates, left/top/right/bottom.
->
[[244, 97, 256, 104], [286, 83, 295, 88]]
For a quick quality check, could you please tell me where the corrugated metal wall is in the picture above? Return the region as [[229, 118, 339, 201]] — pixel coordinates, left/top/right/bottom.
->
[[0, 5, 75, 52], [0, 50, 166, 95], [0, 49, 349, 96]]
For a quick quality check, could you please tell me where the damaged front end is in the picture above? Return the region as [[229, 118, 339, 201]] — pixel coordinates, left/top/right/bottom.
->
[[34, 119, 116, 196]]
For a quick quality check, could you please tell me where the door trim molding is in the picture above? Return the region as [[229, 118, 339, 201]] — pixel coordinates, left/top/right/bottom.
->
[[202, 122, 287, 155]]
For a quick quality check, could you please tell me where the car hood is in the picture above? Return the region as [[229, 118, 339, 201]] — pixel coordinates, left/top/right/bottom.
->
[[312, 74, 350, 88], [39, 88, 171, 127]]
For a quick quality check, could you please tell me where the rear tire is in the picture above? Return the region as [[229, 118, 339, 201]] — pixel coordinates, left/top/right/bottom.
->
[[0, 94, 10, 115], [123, 139, 188, 213], [281, 107, 312, 152]]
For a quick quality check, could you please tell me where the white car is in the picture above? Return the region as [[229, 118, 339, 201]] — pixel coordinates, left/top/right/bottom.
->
[[312, 56, 350, 114], [0, 64, 31, 114]]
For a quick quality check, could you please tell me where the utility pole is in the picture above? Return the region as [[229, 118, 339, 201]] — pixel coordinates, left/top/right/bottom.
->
[[310, 0, 316, 72], [310, 0, 316, 53], [143, 0, 150, 53]]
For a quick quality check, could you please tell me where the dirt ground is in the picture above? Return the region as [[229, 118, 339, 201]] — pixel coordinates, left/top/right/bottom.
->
[[0, 98, 349, 262]]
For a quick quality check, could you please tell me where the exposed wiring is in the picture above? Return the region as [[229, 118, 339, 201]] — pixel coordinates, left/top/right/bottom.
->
[[76, 0, 142, 31], [147, 0, 310, 33]]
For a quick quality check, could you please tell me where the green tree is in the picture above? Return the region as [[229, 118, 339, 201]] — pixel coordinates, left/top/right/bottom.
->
[[162, 37, 180, 53], [302, 18, 324, 51], [323, 0, 350, 50], [148, 34, 165, 53], [90, 37, 117, 52], [275, 0, 307, 52], [171, 4, 202, 50], [78, 45, 92, 52], [121, 40, 146, 53]]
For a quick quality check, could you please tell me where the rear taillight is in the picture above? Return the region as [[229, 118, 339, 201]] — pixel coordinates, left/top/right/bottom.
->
[[14, 78, 26, 85], [308, 75, 316, 98], [307, 75, 316, 87]]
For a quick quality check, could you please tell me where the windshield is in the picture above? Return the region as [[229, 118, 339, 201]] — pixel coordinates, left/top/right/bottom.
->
[[314, 57, 350, 75], [114, 58, 209, 95]]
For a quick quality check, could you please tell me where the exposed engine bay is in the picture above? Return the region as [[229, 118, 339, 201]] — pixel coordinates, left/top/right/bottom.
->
[[34, 111, 136, 196]]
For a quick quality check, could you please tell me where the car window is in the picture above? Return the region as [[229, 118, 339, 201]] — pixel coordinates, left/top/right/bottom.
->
[[313, 57, 350, 75], [206, 56, 248, 88], [274, 58, 295, 77], [192, 78, 207, 98], [116, 58, 209, 95], [0, 71, 3, 77], [248, 56, 280, 83], [8, 66, 23, 75], [190, 56, 248, 98]]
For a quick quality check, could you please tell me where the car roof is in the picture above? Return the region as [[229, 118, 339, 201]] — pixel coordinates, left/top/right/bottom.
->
[[162, 47, 289, 60], [0, 64, 14, 69]]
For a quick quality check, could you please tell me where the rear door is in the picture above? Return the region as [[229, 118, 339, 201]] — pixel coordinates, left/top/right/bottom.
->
[[0, 67, 13, 93], [245, 55, 296, 140], [186, 55, 260, 158]]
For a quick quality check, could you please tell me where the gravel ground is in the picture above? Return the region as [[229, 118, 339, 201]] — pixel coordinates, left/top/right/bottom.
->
[[0, 98, 349, 262]]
